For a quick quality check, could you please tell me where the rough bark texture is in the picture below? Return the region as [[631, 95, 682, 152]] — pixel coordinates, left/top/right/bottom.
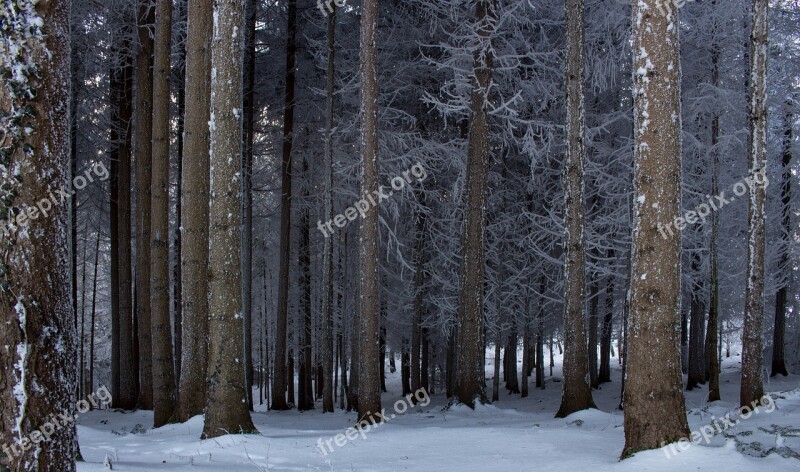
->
[[176, 0, 212, 422], [356, 0, 382, 425], [272, 0, 297, 412], [741, 0, 768, 409], [203, 0, 257, 438], [454, 0, 495, 408], [134, 0, 155, 411], [556, 0, 595, 418], [0, 0, 76, 469], [622, 0, 689, 457], [150, 0, 176, 428]]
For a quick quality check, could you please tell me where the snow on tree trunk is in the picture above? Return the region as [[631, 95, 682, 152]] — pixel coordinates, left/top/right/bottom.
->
[[556, 0, 596, 418], [0, 0, 77, 469], [176, 0, 212, 423], [202, 0, 257, 439], [622, 0, 690, 457], [740, 0, 768, 409]]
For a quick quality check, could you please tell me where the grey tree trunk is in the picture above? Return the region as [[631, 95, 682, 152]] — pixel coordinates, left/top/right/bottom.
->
[[150, 0, 176, 427], [0, 0, 77, 468], [454, 0, 495, 408], [622, 0, 689, 457], [556, 0, 595, 417], [176, 0, 212, 422], [741, 0, 769, 409], [203, 0, 257, 438]]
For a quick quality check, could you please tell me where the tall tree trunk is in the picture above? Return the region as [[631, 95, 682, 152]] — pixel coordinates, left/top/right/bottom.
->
[[505, 330, 519, 393], [272, 0, 297, 412], [622, 0, 689, 457], [320, 2, 337, 414], [356, 0, 382, 425], [203, 0, 257, 438], [556, 0, 595, 417], [117, 14, 137, 410], [173, 0, 187, 388], [241, 0, 257, 411], [454, 0, 495, 408], [134, 0, 155, 411], [151, 0, 176, 427], [411, 211, 426, 396], [741, 0, 768, 409], [89, 226, 102, 396], [687, 255, 706, 390], [587, 278, 599, 389], [771, 100, 792, 377], [521, 322, 530, 398], [176, 0, 212, 422], [298, 159, 314, 411], [706, 10, 721, 399], [0, 1, 76, 468]]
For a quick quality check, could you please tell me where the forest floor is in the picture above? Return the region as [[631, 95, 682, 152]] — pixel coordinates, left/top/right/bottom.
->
[[75, 348, 800, 471]]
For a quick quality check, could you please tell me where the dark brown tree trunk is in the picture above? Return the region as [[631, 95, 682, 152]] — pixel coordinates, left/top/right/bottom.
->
[[0, 1, 76, 467], [151, 0, 176, 427], [505, 330, 520, 394], [134, 0, 155, 411], [772, 101, 792, 378], [687, 257, 707, 390], [173, 0, 186, 389], [176, 0, 212, 422], [598, 272, 613, 384], [272, 0, 297, 412]]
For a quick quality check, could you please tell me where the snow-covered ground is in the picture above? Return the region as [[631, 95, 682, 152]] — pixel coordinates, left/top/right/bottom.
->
[[76, 349, 800, 471]]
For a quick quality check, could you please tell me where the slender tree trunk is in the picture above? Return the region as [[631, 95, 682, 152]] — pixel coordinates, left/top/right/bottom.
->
[[134, 0, 155, 411], [505, 330, 519, 394], [150, 0, 176, 427], [454, 0, 495, 408], [741, 0, 769, 409], [173, 0, 186, 388], [320, 2, 337, 413], [598, 272, 613, 384], [492, 332, 501, 401], [203, 0, 257, 438], [521, 322, 530, 398], [772, 101, 792, 377], [272, 0, 297, 412], [706, 11, 721, 399], [0, 0, 76, 467], [298, 159, 314, 411], [356, 0, 382, 425], [622, 0, 689, 456], [587, 278, 599, 389], [557, 0, 595, 417], [176, 0, 212, 422], [411, 211, 426, 396], [687, 255, 706, 390]]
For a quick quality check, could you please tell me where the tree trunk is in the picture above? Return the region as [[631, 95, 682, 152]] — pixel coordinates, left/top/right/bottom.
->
[[622, 0, 689, 456], [687, 256, 706, 390], [203, 0, 257, 437], [173, 0, 186, 388], [587, 278, 599, 389], [176, 0, 212, 422], [298, 161, 314, 411], [505, 330, 519, 394], [134, 0, 155, 411], [706, 11, 721, 399], [556, 0, 595, 417], [150, 0, 176, 427], [598, 272, 613, 384], [411, 210, 426, 397], [771, 101, 792, 377], [0, 2, 76, 468], [521, 323, 530, 398], [454, 0, 495, 408], [356, 0, 382, 425], [320, 2, 337, 413], [741, 0, 768, 409], [272, 0, 297, 412], [492, 332, 501, 401]]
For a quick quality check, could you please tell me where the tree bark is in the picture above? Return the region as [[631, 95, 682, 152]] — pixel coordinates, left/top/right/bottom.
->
[[203, 0, 257, 438], [622, 0, 689, 456], [771, 101, 792, 377], [556, 0, 595, 417], [176, 0, 212, 422]]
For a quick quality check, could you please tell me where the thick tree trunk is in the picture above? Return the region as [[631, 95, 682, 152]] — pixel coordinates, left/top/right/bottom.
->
[[454, 0, 495, 408], [0, 1, 76, 468], [150, 0, 176, 427], [176, 0, 212, 422], [622, 0, 689, 456], [741, 0, 769, 409], [203, 0, 257, 438], [556, 0, 595, 417], [134, 0, 155, 411], [272, 0, 297, 412], [356, 0, 382, 425]]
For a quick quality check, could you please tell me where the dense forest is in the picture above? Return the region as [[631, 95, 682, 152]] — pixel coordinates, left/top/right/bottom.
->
[[1, 0, 799, 470]]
